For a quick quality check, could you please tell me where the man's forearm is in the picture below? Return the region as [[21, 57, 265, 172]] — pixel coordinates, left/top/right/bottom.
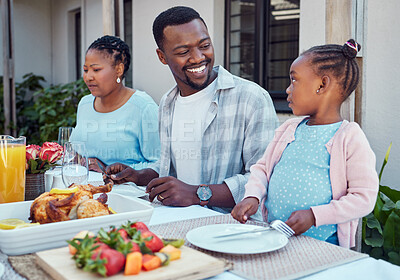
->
[[208, 183, 235, 208]]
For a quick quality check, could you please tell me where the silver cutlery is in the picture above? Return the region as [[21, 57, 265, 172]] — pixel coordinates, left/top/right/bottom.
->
[[214, 220, 294, 239]]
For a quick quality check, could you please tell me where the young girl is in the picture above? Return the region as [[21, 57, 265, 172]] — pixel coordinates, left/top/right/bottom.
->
[[231, 39, 379, 248]]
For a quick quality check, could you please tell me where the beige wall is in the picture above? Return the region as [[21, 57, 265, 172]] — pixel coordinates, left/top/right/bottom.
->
[[363, 0, 400, 190], [130, 0, 224, 103], [0, 0, 52, 85]]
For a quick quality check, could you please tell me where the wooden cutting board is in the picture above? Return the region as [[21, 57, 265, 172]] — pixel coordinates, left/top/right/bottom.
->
[[36, 246, 230, 280]]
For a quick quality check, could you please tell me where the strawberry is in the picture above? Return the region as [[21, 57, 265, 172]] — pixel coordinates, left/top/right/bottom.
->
[[89, 248, 126, 276], [131, 222, 149, 232], [117, 229, 129, 241], [130, 241, 141, 253], [141, 231, 164, 253]]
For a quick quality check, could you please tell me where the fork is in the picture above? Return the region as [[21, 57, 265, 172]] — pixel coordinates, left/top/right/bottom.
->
[[214, 220, 294, 239]]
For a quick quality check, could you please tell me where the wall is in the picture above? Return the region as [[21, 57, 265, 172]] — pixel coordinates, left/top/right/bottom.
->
[[363, 0, 400, 189], [51, 0, 103, 84], [0, 0, 52, 85], [130, 0, 224, 103]]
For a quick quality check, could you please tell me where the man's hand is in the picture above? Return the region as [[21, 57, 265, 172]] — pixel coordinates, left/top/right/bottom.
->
[[146, 176, 198, 207], [231, 197, 259, 224], [285, 209, 315, 235], [104, 163, 139, 185]]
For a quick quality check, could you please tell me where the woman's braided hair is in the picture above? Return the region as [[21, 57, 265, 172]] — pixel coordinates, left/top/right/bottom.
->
[[87, 35, 131, 79], [302, 39, 361, 99]]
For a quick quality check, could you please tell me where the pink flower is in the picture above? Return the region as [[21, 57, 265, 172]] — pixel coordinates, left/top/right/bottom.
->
[[26, 144, 41, 161], [39, 142, 63, 163]]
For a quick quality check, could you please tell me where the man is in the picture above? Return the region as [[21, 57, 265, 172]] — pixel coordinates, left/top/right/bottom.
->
[[106, 6, 278, 213]]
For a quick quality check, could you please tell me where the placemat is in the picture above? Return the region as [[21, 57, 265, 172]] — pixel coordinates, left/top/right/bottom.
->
[[149, 214, 368, 280], [8, 254, 51, 280]]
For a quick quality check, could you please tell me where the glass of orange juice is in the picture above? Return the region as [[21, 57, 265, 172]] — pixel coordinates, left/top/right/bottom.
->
[[0, 135, 26, 203]]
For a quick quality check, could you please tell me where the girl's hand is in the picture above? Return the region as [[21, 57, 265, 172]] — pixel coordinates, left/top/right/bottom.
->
[[231, 197, 259, 224], [285, 209, 315, 235]]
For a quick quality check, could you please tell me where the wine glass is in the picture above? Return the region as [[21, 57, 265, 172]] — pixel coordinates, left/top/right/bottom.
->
[[61, 141, 88, 188], [58, 127, 74, 148]]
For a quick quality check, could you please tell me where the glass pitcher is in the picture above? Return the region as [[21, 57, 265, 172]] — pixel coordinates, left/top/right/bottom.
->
[[0, 135, 26, 203]]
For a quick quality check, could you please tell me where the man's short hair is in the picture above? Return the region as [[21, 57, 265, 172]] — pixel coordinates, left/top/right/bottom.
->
[[152, 6, 207, 51]]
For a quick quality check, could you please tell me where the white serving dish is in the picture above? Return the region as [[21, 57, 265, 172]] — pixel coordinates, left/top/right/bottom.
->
[[0, 193, 153, 255]]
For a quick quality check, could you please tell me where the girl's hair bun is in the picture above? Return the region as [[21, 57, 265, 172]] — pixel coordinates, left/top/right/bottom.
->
[[342, 39, 361, 59]]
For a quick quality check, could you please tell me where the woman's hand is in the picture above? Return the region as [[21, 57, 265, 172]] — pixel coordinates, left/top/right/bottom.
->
[[285, 209, 316, 235], [88, 157, 106, 173], [231, 197, 259, 224]]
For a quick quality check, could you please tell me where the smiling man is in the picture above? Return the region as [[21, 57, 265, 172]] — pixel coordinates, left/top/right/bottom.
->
[[105, 6, 278, 213]]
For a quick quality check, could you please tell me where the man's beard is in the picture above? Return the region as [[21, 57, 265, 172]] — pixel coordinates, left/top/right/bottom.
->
[[182, 59, 212, 91]]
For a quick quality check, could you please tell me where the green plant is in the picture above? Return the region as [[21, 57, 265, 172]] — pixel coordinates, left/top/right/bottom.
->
[[362, 143, 400, 265], [1, 74, 89, 144], [32, 78, 89, 143]]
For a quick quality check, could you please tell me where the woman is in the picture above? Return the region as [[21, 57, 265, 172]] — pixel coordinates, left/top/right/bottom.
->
[[70, 35, 160, 172]]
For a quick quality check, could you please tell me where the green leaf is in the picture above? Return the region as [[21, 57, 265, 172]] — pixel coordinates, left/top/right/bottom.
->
[[366, 213, 383, 234], [378, 142, 392, 182], [388, 252, 400, 265], [369, 247, 384, 259], [380, 185, 400, 204], [383, 211, 400, 250]]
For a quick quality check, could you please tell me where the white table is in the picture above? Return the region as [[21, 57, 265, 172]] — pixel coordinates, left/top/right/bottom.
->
[[149, 205, 400, 280]]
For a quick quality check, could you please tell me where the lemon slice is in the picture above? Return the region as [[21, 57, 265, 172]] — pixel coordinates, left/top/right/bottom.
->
[[0, 218, 26, 230], [15, 223, 40, 229], [50, 186, 79, 194], [108, 206, 117, 214]]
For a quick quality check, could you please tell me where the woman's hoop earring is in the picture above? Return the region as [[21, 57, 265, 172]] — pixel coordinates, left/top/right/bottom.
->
[[116, 77, 121, 84]]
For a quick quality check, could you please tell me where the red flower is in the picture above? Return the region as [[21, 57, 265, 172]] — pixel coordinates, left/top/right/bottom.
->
[[39, 142, 63, 163], [26, 144, 41, 161]]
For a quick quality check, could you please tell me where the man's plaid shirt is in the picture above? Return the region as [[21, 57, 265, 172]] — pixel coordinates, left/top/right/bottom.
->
[[150, 66, 278, 212]]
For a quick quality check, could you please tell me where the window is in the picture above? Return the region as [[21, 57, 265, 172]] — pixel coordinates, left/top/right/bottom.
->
[[123, 0, 133, 87], [75, 11, 82, 80], [68, 8, 82, 81], [225, 0, 300, 112]]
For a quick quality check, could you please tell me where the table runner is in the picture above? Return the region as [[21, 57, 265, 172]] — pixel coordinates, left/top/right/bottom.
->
[[149, 214, 368, 280]]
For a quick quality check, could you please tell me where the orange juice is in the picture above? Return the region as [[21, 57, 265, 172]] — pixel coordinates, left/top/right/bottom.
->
[[0, 144, 26, 203]]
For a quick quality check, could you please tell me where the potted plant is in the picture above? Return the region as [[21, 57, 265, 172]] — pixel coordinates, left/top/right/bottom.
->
[[362, 143, 400, 265], [25, 142, 63, 200]]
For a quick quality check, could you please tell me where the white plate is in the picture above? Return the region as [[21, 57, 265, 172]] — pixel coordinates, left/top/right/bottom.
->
[[0, 263, 4, 278], [186, 224, 288, 254], [111, 183, 147, 198], [0, 193, 153, 255]]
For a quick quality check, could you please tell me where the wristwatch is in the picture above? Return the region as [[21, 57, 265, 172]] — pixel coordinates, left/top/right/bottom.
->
[[196, 184, 212, 206]]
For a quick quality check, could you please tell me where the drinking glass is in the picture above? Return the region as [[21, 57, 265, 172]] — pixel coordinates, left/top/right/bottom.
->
[[58, 127, 74, 148], [0, 135, 26, 203], [61, 141, 88, 188]]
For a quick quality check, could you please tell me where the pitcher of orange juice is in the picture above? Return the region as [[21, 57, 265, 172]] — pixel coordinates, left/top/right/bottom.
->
[[0, 135, 26, 203]]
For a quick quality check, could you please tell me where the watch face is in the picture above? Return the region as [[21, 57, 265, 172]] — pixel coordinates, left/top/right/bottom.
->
[[197, 185, 212, 201]]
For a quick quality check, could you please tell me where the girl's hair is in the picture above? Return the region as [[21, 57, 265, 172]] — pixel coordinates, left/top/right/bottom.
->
[[87, 35, 131, 79], [301, 39, 361, 99]]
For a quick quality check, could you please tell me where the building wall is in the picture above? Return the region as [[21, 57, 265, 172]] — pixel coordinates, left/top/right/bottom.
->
[[130, 0, 224, 103], [0, 0, 52, 86], [51, 0, 103, 84], [363, 0, 400, 190]]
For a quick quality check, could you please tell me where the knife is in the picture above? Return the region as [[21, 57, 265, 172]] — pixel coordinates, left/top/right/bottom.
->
[[213, 227, 273, 238], [96, 160, 110, 178]]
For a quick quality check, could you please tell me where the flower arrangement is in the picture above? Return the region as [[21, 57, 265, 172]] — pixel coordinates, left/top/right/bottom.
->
[[26, 142, 63, 174]]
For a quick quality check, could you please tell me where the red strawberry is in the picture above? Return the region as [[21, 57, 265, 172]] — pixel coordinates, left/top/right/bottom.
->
[[141, 231, 164, 253], [131, 222, 149, 232], [91, 248, 125, 276]]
